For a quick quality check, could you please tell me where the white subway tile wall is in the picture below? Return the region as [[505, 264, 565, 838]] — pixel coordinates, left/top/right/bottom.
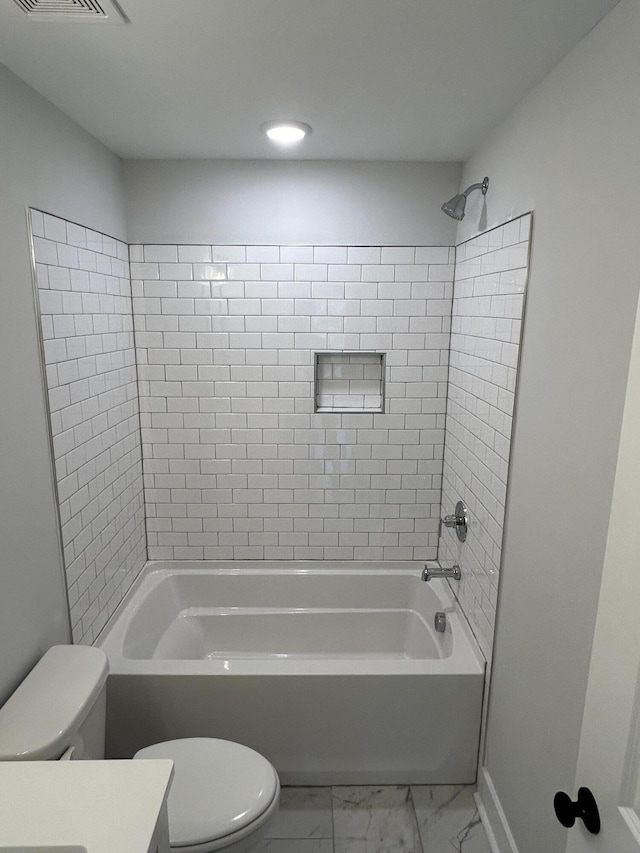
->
[[32, 211, 530, 654], [440, 214, 531, 663], [133, 244, 455, 562], [31, 210, 146, 644]]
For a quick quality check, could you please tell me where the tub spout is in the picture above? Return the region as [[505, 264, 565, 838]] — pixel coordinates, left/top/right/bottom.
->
[[422, 564, 461, 582]]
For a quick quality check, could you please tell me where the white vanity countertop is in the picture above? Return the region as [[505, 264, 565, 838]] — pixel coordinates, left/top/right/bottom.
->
[[0, 760, 174, 853]]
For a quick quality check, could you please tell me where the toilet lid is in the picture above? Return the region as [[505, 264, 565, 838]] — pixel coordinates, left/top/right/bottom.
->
[[134, 738, 278, 848]]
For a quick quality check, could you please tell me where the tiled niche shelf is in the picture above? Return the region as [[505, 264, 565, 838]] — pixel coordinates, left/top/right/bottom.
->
[[314, 351, 386, 413]]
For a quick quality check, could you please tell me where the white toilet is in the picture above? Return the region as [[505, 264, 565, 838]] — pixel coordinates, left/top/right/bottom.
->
[[0, 645, 280, 853]]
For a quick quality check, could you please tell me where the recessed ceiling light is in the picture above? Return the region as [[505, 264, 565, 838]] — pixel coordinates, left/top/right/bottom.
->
[[261, 120, 312, 144]]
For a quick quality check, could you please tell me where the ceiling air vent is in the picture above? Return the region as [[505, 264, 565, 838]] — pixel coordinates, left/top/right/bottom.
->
[[12, 0, 128, 23]]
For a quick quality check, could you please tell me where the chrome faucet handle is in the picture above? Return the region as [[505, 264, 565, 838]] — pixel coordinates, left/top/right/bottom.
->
[[440, 500, 469, 542]]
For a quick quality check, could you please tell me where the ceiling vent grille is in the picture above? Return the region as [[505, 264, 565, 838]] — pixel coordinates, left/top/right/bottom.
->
[[12, 0, 127, 23]]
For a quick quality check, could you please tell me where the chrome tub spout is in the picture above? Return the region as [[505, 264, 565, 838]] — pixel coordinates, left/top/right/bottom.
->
[[422, 564, 462, 582]]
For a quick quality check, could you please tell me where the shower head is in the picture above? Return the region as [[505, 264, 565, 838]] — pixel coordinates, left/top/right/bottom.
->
[[441, 193, 467, 220], [441, 177, 489, 220]]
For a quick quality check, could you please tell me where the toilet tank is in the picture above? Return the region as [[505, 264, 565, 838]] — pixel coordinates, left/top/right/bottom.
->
[[0, 645, 109, 761]]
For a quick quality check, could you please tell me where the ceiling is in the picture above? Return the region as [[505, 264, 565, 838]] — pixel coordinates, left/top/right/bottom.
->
[[0, 0, 621, 161]]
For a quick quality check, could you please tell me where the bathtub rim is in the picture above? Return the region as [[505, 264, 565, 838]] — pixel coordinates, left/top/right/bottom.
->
[[97, 560, 485, 677]]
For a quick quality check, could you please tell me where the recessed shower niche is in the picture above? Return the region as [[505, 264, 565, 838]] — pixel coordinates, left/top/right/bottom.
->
[[314, 352, 386, 413]]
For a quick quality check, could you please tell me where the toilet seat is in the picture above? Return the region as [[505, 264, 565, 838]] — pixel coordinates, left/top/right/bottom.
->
[[134, 737, 279, 851]]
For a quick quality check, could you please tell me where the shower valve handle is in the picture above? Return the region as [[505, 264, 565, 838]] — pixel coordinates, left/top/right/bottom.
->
[[440, 500, 469, 543]]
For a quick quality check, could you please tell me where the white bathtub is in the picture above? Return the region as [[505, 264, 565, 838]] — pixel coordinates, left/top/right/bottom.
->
[[99, 561, 485, 784]]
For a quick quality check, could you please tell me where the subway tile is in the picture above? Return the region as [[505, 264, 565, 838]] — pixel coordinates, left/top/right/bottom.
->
[[43, 213, 68, 243], [144, 245, 178, 263], [193, 263, 227, 281], [361, 264, 395, 282], [312, 246, 346, 264], [414, 246, 451, 264], [48, 265, 73, 291], [227, 263, 261, 280], [279, 281, 310, 299], [311, 281, 345, 300], [177, 281, 211, 298], [344, 280, 384, 300], [262, 298, 295, 316], [38, 290, 64, 314], [346, 247, 381, 264], [30, 209, 45, 237], [261, 263, 294, 280], [246, 246, 279, 263], [295, 264, 328, 281], [159, 262, 193, 279], [130, 262, 159, 279], [280, 246, 314, 264], [501, 219, 521, 248], [330, 300, 361, 317], [144, 281, 178, 298], [211, 246, 247, 263], [178, 245, 212, 263], [33, 236, 59, 265], [381, 247, 415, 264], [246, 281, 278, 298]]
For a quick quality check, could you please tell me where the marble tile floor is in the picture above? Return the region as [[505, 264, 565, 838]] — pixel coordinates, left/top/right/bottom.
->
[[255, 784, 492, 853]]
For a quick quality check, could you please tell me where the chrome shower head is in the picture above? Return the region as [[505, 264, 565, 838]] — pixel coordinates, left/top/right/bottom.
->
[[441, 176, 489, 220], [441, 193, 467, 220]]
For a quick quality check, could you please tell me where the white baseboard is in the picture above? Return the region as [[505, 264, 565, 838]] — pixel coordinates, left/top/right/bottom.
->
[[475, 789, 501, 853], [475, 766, 520, 853]]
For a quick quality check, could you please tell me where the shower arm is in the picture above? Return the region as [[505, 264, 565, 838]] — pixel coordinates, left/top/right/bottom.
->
[[462, 177, 489, 198]]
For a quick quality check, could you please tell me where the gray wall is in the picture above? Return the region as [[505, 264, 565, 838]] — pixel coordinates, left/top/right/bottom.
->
[[456, 2, 640, 851], [0, 62, 127, 702], [123, 160, 461, 246]]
